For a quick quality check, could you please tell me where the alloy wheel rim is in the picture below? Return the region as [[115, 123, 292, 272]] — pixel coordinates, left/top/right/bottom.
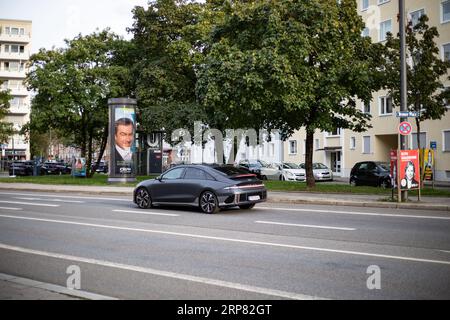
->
[[201, 192, 216, 213], [137, 189, 149, 208]]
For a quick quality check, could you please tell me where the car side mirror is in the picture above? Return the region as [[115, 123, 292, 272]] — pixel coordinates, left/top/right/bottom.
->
[[156, 176, 162, 181]]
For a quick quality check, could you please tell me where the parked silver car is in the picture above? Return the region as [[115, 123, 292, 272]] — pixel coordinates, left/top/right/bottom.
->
[[273, 163, 306, 181], [299, 163, 333, 181]]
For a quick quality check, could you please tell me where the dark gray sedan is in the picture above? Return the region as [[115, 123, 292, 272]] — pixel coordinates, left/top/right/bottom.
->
[[133, 164, 267, 214]]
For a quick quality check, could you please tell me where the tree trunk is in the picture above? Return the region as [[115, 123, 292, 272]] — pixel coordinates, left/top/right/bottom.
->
[[305, 128, 315, 189], [87, 130, 93, 178], [92, 125, 109, 175]]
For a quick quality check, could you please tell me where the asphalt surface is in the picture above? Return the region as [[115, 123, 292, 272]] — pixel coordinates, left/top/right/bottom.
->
[[0, 190, 449, 300]]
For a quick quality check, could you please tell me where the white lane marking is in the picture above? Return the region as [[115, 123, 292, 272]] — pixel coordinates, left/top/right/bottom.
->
[[14, 197, 85, 204], [0, 201, 59, 207], [0, 207, 22, 211], [255, 220, 356, 231], [0, 243, 324, 300], [0, 214, 449, 265], [112, 209, 180, 217], [258, 207, 450, 220], [0, 192, 129, 202], [439, 250, 450, 254]]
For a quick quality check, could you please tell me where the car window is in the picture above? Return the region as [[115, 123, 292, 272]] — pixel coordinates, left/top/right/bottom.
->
[[299, 163, 305, 169], [366, 162, 376, 170], [357, 163, 369, 171], [377, 163, 390, 171], [285, 163, 299, 169], [184, 168, 207, 180], [213, 166, 250, 176], [313, 163, 328, 169], [162, 167, 185, 180]]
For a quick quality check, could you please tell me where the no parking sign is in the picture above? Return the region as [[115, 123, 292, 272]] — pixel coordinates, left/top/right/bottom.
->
[[398, 122, 412, 136]]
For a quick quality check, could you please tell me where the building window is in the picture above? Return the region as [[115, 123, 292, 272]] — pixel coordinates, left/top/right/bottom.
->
[[410, 9, 425, 27], [315, 139, 320, 150], [379, 19, 392, 42], [411, 132, 426, 149], [362, 101, 371, 114], [443, 43, 450, 62], [378, 0, 390, 5], [361, 0, 369, 11], [379, 96, 393, 115], [4, 45, 9, 53], [363, 136, 371, 154], [444, 130, 450, 151], [289, 140, 297, 154], [362, 27, 370, 37], [328, 128, 342, 136], [303, 139, 306, 155], [443, 0, 450, 23], [350, 137, 356, 150]]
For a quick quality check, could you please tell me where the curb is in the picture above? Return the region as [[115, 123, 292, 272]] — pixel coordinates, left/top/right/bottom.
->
[[0, 273, 118, 300], [267, 197, 450, 212], [0, 185, 448, 212]]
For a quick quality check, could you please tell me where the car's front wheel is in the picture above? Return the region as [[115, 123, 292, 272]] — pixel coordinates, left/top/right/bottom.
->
[[350, 178, 357, 187], [135, 187, 152, 209], [200, 191, 219, 214]]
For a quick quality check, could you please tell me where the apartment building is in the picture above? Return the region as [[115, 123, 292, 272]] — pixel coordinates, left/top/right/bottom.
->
[[0, 19, 32, 160], [284, 0, 450, 181]]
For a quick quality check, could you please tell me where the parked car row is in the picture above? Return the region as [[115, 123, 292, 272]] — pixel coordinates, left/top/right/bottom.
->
[[236, 160, 333, 182], [7, 160, 73, 176]]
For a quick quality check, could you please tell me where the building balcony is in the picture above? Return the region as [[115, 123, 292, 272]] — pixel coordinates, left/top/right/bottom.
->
[[0, 86, 29, 96], [0, 51, 30, 61], [0, 69, 26, 79], [0, 33, 31, 44]]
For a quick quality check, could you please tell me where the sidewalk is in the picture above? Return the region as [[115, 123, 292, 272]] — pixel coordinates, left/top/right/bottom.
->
[[0, 273, 116, 300], [0, 182, 449, 211]]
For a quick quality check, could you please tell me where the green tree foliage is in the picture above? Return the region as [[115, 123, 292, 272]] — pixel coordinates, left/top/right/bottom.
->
[[129, 0, 209, 139], [26, 30, 131, 176], [384, 15, 450, 151], [196, 0, 384, 187], [0, 81, 14, 144]]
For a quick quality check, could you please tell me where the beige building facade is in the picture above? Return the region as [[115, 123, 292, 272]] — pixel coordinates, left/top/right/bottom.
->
[[284, 0, 450, 181], [0, 19, 32, 160]]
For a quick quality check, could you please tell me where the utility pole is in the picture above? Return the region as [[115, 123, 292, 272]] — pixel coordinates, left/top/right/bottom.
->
[[399, 0, 408, 202]]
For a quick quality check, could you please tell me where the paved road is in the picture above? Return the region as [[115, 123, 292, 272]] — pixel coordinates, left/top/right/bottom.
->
[[0, 190, 449, 300]]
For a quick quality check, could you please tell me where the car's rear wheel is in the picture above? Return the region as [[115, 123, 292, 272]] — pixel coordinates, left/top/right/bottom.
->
[[135, 187, 152, 209], [200, 191, 219, 214], [239, 203, 255, 210], [380, 179, 390, 189]]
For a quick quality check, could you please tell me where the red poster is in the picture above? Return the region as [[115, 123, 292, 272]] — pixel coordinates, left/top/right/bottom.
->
[[390, 149, 397, 188], [399, 150, 420, 190]]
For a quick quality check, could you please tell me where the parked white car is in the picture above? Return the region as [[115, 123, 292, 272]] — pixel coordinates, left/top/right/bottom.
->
[[274, 163, 306, 181], [299, 163, 333, 181]]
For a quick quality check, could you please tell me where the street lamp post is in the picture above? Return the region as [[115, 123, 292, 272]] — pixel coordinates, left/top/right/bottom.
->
[[399, 0, 408, 202]]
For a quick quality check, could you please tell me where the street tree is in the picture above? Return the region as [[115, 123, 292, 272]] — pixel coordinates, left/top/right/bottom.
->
[[384, 15, 450, 152], [26, 30, 132, 176], [0, 82, 14, 144], [129, 0, 210, 142], [197, 0, 384, 187]]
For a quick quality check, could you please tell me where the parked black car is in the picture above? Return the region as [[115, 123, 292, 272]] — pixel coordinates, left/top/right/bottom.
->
[[41, 161, 71, 175], [92, 161, 108, 174], [8, 161, 37, 176], [237, 160, 269, 180], [134, 164, 267, 214], [349, 161, 391, 188]]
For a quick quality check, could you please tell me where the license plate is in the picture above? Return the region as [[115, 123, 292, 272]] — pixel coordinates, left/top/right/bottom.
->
[[249, 195, 260, 201]]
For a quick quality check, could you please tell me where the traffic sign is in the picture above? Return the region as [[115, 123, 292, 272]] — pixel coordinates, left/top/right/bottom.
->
[[398, 121, 412, 135], [430, 141, 437, 149]]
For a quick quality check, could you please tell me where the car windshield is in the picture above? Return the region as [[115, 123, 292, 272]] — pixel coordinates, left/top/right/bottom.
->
[[376, 162, 390, 171], [313, 163, 328, 169], [299, 163, 305, 169], [213, 166, 252, 176], [283, 163, 299, 169]]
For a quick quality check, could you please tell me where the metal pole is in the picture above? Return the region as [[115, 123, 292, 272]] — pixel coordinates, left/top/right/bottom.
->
[[399, 0, 408, 202]]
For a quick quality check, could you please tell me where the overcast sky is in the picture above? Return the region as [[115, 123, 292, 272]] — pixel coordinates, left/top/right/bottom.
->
[[0, 0, 149, 53]]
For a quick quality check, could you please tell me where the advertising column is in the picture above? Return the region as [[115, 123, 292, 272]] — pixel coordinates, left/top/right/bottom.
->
[[108, 98, 137, 183]]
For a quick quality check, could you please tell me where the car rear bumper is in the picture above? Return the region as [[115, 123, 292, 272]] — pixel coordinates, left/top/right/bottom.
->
[[218, 188, 267, 208]]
